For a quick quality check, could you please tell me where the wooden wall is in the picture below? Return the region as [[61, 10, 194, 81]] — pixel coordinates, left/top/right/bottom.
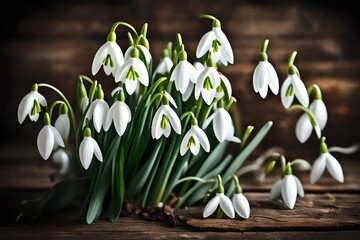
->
[[1, 0, 359, 160]]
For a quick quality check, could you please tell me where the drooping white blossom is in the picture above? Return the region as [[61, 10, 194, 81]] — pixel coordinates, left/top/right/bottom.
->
[[232, 193, 250, 219], [180, 125, 210, 156], [104, 100, 132, 136], [194, 66, 221, 105], [253, 61, 279, 98], [270, 174, 304, 209], [79, 128, 103, 170], [124, 45, 152, 67], [203, 193, 235, 218], [280, 72, 309, 109], [84, 98, 109, 133], [18, 84, 47, 124]]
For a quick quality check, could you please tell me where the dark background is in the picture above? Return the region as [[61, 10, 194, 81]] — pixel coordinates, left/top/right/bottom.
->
[[0, 0, 359, 162]]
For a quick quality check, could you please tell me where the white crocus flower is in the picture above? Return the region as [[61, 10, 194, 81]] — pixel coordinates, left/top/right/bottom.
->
[[18, 84, 47, 124], [124, 45, 152, 67], [180, 124, 210, 156], [37, 113, 65, 160], [84, 87, 109, 133], [51, 148, 70, 175], [202, 107, 240, 143], [79, 128, 103, 170], [203, 175, 235, 218], [115, 48, 149, 95], [151, 93, 181, 139], [270, 174, 304, 209], [310, 137, 344, 184], [170, 50, 198, 94], [196, 19, 234, 66], [104, 98, 132, 136], [92, 32, 124, 76], [195, 65, 221, 105]]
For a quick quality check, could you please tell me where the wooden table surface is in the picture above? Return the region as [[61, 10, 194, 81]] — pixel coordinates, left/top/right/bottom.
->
[[1, 0, 359, 239]]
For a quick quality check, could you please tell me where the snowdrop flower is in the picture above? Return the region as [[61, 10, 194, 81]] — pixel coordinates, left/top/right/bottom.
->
[[180, 117, 210, 156], [83, 85, 109, 133], [104, 89, 132, 136], [310, 137, 344, 184], [232, 175, 250, 219], [79, 128, 103, 170], [194, 58, 221, 105], [202, 105, 240, 143], [92, 31, 124, 76], [196, 16, 234, 66], [252, 39, 279, 98], [51, 148, 70, 175], [270, 174, 304, 209], [170, 49, 197, 94], [124, 45, 152, 67], [18, 84, 47, 124], [153, 49, 173, 76], [214, 73, 232, 100], [78, 79, 89, 113], [151, 92, 181, 139], [54, 104, 70, 144], [280, 51, 309, 109], [295, 105, 324, 143], [115, 48, 149, 95], [203, 175, 235, 218], [37, 113, 65, 160]]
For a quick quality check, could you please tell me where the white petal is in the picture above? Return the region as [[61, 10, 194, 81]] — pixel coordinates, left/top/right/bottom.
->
[[196, 31, 215, 58], [326, 153, 344, 183], [109, 41, 124, 70], [104, 103, 115, 131], [258, 81, 269, 99], [232, 193, 250, 219], [125, 79, 138, 95], [37, 126, 54, 160], [134, 58, 149, 86], [266, 61, 279, 95], [293, 176, 305, 197], [163, 105, 181, 134], [92, 100, 109, 132], [92, 43, 108, 75], [225, 125, 241, 143], [180, 129, 192, 156], [202, 88, 216, 105], [138, 45, 152, 65], [164, 92, 177, 109], [295, 114, 313, 143], [178, 62, 191, 94], [253, 63, 266, 93], [151, 107, 164, 139], [214, 28, 234, 64], [219, 74, 232, 99], [79, 137, 94, 170], [213, 108, 232, 142], [193, 61, 205, 74], [269, 179, 282, 200], [314, 123, 321, 139], [193, 126, 210, 152], [310, 100, 328, 130], [292, 74, 309, 108], [203, 194, 220, 218], [190, 137, 201, 156], [280, 76, 294, 109], [49, 125, 65, 148], [182, 82, 194, 102], [34, 92, 47, 106], [18, 92, 35, 124], [202, 112, 215, 130], [29, 112, 40, 122], [115, 61, 131, 83], [163, 124, 171, 138], [281, 175, 297, 209], [80, 97, 89, 113], [310, 154, 326, 184], [90, 138, 103, 162], [219, 194, 235, 218], [54, 114, 70, 142], [103, 64, 113, 76]]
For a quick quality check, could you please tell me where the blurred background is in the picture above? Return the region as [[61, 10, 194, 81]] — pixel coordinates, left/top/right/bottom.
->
[[0, 0, 359, 165]]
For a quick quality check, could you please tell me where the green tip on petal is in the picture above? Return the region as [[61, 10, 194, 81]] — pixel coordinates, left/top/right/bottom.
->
[[84, 127, 92, 137], [107, 32, 116, 42], [320, 136, 329, 154]]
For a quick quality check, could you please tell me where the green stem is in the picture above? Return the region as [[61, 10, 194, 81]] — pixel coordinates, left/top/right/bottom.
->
[[111, 21, 138, 37], [78, 75, 94, 85], [261, 39, 269, 53], [240, 125, 254, 150], [288, 104, 317, 127], [48, 100, 65, 120], [175, 177, 215, 187], [199, 14, 217, 21], [288, 51, 297, 66], [307, 84, 322, 100]]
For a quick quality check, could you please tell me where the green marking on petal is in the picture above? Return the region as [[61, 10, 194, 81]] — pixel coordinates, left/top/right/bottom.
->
[[160, 114, 169, 129], [203, 76, 214, 90], [102, 54, 114, 67], [216, 84, 223, 93], [126, 66, 139, 81], [285, 84, 294, 97], [212, 39, 222, 53], [35, 99, 41, 113], [187, 136, 196, 148]]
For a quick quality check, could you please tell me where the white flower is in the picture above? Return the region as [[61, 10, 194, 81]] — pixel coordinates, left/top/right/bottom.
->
[[310, 152, 344, 184], [92, 40, 124, 76], [51, 148, 70, 175], [124, 45, 152, 67], [270, 175, 304, 209], [104, 101, 132, 136], [54, 113, 70, 144], [253, 61, 279, 98], [202, 107, 240, 143], [214, 73, 232, 100], [195, 66, 221, 105], [182, 82, 194, 102], [18, 87, 47, 124], [180, 125, 210, 156], [115, 57, 149, 95], [203, 193, 235, 218], [232, 193, 250, 219], [79, 128, 103, 170], [84, 99, 109, 133], [280, 73, 309, 109], [151, 103, 181, 140], [37, 122, 65, 160], [154, 56, 173, 76], [170, 59, 198, 94], [80, 96, 89, 113], [309, 99, 328, 130], [196, 22, 234, 66]]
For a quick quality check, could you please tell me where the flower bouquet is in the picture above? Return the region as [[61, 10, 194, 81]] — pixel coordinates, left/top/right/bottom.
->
[[16, 14, 358, 224]]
